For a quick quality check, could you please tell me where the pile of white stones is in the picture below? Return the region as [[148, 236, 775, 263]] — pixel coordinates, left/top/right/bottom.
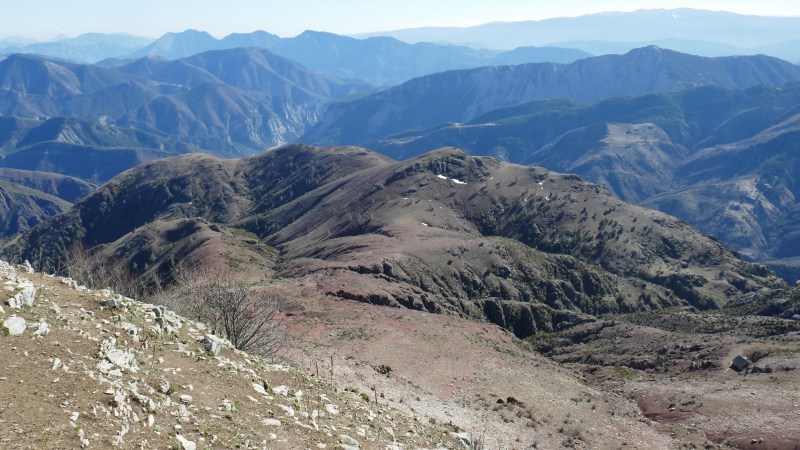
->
[[2, 260, 37, 335]]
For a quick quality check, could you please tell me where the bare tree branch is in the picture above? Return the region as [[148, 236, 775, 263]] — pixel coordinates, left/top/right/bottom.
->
[[156, 261, 285, 358]]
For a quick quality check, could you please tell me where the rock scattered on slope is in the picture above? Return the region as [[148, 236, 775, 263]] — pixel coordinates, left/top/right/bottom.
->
[[0, 259, 460, 448]]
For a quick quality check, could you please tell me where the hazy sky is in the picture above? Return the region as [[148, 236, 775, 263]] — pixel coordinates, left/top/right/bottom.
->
[[3, 0, 800, 40]]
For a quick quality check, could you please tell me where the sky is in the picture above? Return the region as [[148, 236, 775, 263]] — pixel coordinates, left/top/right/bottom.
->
[[2, 0, 800, 40]]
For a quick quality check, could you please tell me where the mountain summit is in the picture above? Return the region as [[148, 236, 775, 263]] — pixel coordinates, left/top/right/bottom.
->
[[3, 145, 782, 338]]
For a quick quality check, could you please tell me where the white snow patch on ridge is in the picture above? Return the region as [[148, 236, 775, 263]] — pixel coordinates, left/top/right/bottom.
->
[[436, 174, 466, 185]]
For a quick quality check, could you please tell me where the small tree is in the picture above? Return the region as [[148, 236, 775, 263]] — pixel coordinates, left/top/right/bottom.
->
[[63, 241, 95, 286], [63, 242, 142, 298], [157, 261, 285, 358]]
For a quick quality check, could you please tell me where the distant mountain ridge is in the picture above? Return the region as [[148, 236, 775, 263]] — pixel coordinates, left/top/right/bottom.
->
[[305, 46, 800, 146], [360, 8, 800, 51], [351, 83, 800, 270], [0, 168, 95, 235], [0, 49, 368, 156], [3, 29, 595, 85], [0, 115, 198, 184], [130, 29, 593, 85], [5, 9, 800, 74], [0, 33, 153, 64], [0, 168, 96, 202]]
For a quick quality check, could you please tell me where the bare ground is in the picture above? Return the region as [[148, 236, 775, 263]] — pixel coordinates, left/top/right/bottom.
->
[[275, 275, 697, 449]]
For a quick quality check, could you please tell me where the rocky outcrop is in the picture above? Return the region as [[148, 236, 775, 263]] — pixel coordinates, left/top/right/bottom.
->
[[3, 260, 36, 308]]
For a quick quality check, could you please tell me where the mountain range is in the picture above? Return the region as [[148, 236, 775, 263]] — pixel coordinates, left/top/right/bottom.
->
[[6, 10, 800, 66], [2, 43, 800, 273], [11, 44, 794, 168], [0, 49, 368, 156], [128, 29, 593, 86], [2, 29, 594, 86], [343, 82, 800, 268], [3, 9, 800, 448], [2, 145, 783, 337], [306, 46, 800, 146], [0, 33, 152, 63], [361, 9, 800, 55]]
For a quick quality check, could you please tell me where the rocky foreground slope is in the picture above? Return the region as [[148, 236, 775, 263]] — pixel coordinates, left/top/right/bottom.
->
[[6, 256, 799, 449], [0, 259, 463, 449], [7, 257, 743, 449]]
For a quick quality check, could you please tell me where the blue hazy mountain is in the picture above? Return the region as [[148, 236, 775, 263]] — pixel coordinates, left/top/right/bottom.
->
[[1, 34, 152, 63], [129, 29, 592, 85], [0, 48, 371, 157], [305, 46, 800, 146], [347, 82, 800, 267], [360, 9, 800, 50]]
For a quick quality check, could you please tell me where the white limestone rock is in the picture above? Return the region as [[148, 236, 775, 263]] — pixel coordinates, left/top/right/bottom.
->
[[100, 298, 119, 309], [176, 434, 196, 450], [252, 383, 267, 395], [98, 338, 139, 374], [278, 404, 295, 417], [19, 260, 34, 273], [202, 334, 223, 355], [273, 385, 289, 396], [3, 315, 26, 335], [33, 319, 51, 336], [7, 282, 35, 309], [339, 434, 360, 448]]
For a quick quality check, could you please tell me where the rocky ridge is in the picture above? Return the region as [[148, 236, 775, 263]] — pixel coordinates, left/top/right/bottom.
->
[[2, 146, 784, 339]]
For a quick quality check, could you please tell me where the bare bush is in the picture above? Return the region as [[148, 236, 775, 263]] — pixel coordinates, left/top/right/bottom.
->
[[63, 242, 145, 299], [62, 244, 284, 358], [155, 262, 285, 358]]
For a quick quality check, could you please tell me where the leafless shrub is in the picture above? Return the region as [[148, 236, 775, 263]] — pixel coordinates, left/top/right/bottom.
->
[[63, 243, 285, 358], [154, 261, 285, 358], [63, 242, 145, 299]]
